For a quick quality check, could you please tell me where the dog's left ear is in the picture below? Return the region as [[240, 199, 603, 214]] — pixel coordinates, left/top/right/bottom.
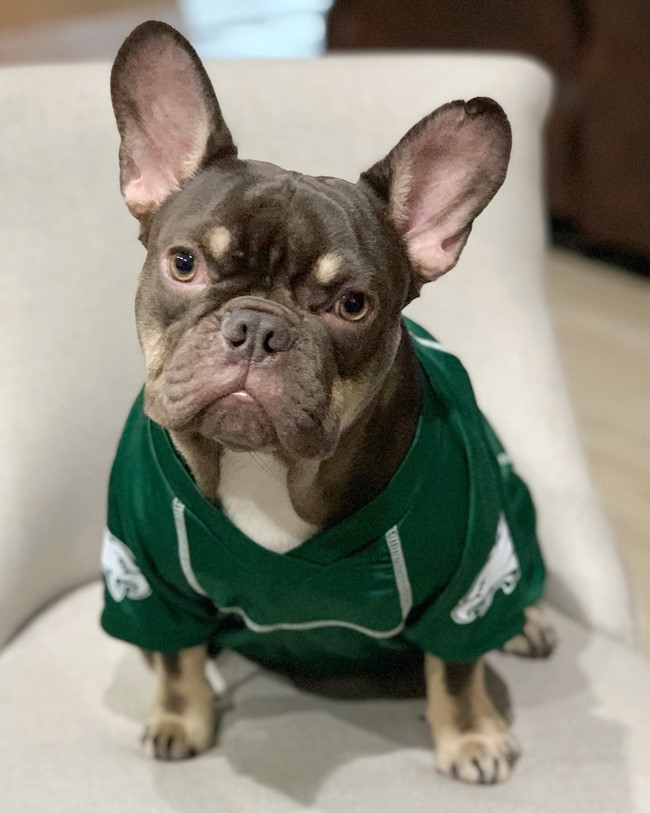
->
[[111, 21, 237, 220], [360, 98, 511, 283]]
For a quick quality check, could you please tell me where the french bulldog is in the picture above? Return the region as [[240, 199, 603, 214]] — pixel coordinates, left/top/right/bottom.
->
[[101, 20, 556, 785]]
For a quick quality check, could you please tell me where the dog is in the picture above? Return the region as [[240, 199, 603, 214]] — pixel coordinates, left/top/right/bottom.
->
[[101, 20, 556, 784]]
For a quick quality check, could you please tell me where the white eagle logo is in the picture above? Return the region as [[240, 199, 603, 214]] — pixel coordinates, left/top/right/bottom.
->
[[101, 529, 152, 602], [451, 513, 521, 624]]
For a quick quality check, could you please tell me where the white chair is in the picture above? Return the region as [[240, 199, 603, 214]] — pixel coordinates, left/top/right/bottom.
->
[[1, 54, 648, 812]]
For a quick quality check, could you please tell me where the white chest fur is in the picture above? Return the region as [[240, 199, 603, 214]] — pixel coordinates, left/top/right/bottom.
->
[[217, 450, 319, 554]]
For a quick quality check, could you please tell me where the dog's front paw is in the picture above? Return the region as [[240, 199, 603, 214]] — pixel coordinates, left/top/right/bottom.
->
[[435, 727, 521, 784], [501, 604, 557, 659], [142, 705, 217, 761]]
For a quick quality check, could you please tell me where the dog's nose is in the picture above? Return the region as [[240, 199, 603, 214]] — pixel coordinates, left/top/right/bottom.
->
[[221, 308, 294, 361]]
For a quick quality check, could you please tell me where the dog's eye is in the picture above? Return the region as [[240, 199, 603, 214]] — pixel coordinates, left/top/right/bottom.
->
[[335, 292, 370, 322], [169, 250, 197, 282]]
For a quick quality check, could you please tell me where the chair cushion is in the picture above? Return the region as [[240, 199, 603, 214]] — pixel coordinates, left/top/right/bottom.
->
[[1, 583, 648, 811]]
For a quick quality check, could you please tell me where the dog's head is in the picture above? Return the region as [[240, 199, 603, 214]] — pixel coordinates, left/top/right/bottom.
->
[[111, 22, 511, 461]]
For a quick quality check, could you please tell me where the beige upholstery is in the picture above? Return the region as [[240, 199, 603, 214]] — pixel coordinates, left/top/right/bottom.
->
[[1, 54, 648, 810], [3, 584, 650, 812]]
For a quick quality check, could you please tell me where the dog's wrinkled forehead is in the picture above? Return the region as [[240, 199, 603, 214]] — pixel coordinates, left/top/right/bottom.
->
[[152, 159, 397, 292]]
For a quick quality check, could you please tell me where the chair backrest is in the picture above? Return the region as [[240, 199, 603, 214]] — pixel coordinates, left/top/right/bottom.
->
[[0, 54, 637, 648]]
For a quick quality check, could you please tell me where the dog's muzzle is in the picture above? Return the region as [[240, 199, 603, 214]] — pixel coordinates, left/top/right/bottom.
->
[[220, 297, 297, 363]]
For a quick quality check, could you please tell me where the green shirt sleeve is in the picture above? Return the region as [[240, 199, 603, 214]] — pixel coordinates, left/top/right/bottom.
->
[[100, 525, 218, 652]]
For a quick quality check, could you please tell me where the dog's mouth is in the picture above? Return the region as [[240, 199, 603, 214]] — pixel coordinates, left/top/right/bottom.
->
[[195, 388, 277, 451], [181, 375, 340, 459], [147, 329, 343, 459]]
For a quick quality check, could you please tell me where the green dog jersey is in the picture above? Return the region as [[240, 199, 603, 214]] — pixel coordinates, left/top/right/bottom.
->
[[101, 318, 545, 671]]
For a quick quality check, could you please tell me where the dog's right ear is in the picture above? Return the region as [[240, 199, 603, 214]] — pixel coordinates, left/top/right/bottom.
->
[[111, 21, 237, 220]]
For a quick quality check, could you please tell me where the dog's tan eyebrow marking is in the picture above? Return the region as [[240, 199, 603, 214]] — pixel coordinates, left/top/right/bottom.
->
[[313, 253, 343, 285], [205, 225, 232, 260]]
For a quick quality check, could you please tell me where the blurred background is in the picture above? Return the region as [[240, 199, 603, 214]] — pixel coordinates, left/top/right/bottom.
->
[[1, 0, 648, 273], [1, 0, 648, 643]]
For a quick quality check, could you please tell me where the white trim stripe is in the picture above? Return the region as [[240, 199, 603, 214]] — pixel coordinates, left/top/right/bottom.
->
[[216, 604, 406, 639], [411, 335, 453, 354], [172, 498, 209, 597], [170, 499, 410, 639], [385, 526, 413, 619]]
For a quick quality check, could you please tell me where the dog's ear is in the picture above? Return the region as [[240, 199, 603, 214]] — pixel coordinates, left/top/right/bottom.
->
[[111, 21, 237, 219], [360, 98, 511, 283]]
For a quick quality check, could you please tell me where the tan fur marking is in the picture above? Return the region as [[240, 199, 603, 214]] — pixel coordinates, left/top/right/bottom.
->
[[425, 654, 520, 784], [501, 603, 557, 658], [140, 331, 166, 377], [205, 225, 232, 261], [330, 375, 370, 432], [143, 645, 216, 760], [313, 253, 343, 285]]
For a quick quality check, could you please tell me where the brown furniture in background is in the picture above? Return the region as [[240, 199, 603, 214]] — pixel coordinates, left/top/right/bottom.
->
[[328, 0, 650, 265]]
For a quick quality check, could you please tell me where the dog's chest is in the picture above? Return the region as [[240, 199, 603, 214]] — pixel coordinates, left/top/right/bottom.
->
[[217, 451, 319, 554]]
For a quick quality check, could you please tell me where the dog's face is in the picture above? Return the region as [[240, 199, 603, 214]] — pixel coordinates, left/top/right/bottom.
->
[[132, 159, 413, 460], [111, 22, 511, 460]]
